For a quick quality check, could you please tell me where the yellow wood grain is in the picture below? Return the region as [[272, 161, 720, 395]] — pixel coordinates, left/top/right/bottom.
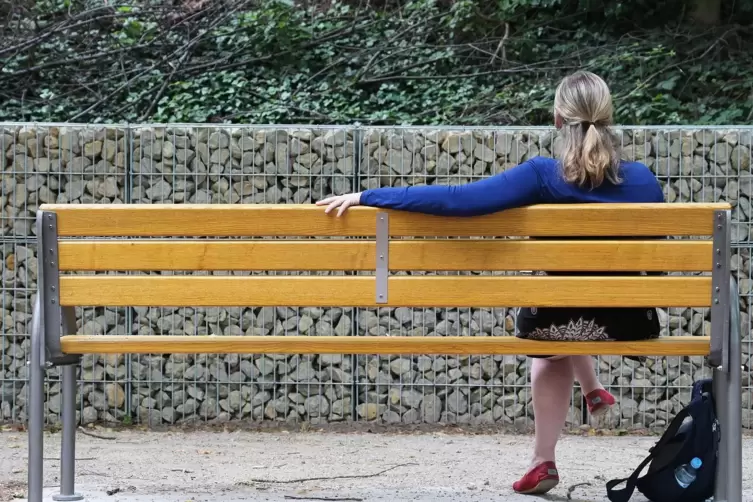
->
[[60, 335, 711, 356], [58, 275, 711, 307], [41, 203, 731, 237], [58, 239, 713, 272], [58, 240, 376, 271], [389, 239, 712, 272]]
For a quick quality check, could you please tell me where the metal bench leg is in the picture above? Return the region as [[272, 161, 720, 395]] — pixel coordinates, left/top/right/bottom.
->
[[28, 296, 45, 502], [725, 284, 743, 502], [715, 277, 744, 502], [53, 365, 82, 501], [725, 359, 743, 502], [717, 360, 744, 502], [713, 367, 729, 502], [54, 308, 83, 501]]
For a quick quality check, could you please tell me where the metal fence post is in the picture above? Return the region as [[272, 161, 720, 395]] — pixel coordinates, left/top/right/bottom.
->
[[124, 123, 134, 421], [351, 123, 362, 421]]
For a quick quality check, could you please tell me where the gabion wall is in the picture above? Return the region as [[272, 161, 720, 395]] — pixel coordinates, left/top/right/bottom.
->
[[1, 123, 751, 431]]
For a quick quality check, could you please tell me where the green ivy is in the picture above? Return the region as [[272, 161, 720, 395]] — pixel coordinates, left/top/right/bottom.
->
[[1, 0, 751, 125]]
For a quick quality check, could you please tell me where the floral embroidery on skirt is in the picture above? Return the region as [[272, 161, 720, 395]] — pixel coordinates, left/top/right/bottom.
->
[[518, 317, 612, 341]]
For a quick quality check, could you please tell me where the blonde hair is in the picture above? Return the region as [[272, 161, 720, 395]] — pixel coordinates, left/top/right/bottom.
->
[[554, 71, 620, 188]]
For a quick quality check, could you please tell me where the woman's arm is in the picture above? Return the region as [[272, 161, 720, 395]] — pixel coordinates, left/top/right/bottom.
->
[[359, 158, 545, 216]]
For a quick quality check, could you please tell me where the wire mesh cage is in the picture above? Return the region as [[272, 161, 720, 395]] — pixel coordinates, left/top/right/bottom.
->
[[1, 123, 751, 431]]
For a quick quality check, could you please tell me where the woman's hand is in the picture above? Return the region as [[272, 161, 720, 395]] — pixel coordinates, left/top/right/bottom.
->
[[316, 192, 363, 217]]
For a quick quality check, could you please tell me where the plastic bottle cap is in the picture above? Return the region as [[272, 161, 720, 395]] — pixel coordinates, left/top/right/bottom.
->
[[690, 457, 703, 469]]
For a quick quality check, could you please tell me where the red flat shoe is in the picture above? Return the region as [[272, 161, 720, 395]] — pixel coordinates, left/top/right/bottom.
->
[[513, 461, 559, 495], [585, 389, 615, 417]]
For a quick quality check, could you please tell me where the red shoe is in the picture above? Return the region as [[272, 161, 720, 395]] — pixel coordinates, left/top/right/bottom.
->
[[586, 389, 615, 417], [513, 461, 559, 495]]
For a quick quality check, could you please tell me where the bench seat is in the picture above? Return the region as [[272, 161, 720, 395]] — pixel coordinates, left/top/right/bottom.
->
[[59, 334, 711, 356]]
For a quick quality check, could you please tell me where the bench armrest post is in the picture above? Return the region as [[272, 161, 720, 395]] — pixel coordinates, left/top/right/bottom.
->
[[709, 209, 731, 370], [38, 210, 80, 367]]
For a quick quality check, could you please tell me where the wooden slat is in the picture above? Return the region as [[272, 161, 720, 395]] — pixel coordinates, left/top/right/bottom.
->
[[42, 203, 730, 237], [58, 276, 712, 307], [391, 240, 711, 272], [60, 335, 711, 356], [58, 240, 713, 272], [58, 241, 376, 271]]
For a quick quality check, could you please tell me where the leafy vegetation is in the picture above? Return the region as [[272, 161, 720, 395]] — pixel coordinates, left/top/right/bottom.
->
[[1, 0, 752, 125]]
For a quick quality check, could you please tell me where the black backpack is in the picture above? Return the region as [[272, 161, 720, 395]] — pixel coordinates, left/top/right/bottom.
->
[[606, 378, 719, 502]]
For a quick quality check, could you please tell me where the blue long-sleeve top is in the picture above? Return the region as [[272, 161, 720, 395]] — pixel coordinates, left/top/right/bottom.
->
[[359, 156, 664, 214]]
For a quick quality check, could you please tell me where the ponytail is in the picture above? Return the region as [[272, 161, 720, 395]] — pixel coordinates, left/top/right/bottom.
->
[[555, 71, 620, 189]]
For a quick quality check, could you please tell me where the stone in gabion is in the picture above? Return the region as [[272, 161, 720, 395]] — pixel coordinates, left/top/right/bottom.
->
[[1, 126, 751, 428]]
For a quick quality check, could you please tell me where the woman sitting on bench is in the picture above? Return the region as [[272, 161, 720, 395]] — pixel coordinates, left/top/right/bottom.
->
[[317, 70, 663, 496]]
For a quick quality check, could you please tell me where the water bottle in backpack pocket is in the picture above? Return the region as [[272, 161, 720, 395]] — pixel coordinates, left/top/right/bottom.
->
[[674, 457, 702, 488], [606, 379, 719, 502]]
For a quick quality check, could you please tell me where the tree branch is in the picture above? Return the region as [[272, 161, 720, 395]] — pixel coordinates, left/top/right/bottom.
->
[[67, 0, 252, 121], [138, 45, 194, 121], [245, 462, 417, 484], [0, 7, 165, 58], [490, 22, 509, 63]]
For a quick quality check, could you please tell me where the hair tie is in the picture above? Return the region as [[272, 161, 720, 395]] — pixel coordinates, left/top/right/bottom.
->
[[566, 120, 596, 128]]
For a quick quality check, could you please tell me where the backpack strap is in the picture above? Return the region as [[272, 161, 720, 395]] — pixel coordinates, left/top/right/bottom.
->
[[690, 393, 719, 465], [606, 405, 691, 502]]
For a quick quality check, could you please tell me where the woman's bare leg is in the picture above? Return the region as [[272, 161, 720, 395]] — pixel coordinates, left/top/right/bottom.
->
[[570, 355, 602, 394], [530, 356, 574, 466]]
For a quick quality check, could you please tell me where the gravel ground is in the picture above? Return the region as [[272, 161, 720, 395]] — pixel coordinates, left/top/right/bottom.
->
[[1, 426, 752, 502]]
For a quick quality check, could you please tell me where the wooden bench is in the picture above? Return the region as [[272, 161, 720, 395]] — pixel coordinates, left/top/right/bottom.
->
[[27, 202, 742, 502]]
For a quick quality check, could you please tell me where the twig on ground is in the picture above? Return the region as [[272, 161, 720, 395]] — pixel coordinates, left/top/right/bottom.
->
[[77, 428, 116, 440], [246, 462, 418, 484], [78, 470, 108, 477], [567, 482, 592, 500], [283, 496, 364, 502]]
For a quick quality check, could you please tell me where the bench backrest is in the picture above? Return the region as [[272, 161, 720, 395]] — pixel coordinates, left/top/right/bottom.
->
[[27, 202, 744, 502], [36, 202, 732, 363]]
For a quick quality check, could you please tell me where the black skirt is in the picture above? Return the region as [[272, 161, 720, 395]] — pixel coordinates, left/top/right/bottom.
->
[[516, 306, 661, 359]]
